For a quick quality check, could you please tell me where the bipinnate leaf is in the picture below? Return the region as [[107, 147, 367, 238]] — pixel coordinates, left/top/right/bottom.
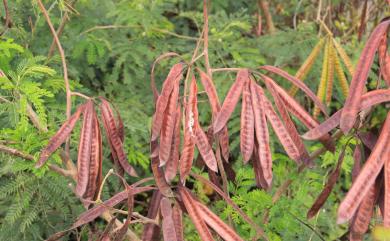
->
[[340, 20, 390, 133]]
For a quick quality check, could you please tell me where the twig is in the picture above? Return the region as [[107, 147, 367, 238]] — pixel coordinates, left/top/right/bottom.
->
[[258, 0, 275, 34], [0, 144, 76, 178], [0, 144, 34, 160], [71, 91, 91, 100], [37, 0, 72, 154], [96, 169, 114, 202], [80, 24, 198, 40], [203, 0, 211, 78], [211, 67, 242, 73], [0, 0, 11, 35]]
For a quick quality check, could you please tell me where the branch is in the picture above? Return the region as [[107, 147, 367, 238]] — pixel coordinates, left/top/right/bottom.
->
[[37, 0, 71, 143], [258, 0, 275, 34], [0, 144, 34, 160], [0, 0, 11, 35]]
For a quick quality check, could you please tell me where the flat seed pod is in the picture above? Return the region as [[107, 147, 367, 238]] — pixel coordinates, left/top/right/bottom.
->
[[260, 65, 328, 116], [240, 81, 255, 163], [385, 144, 390, 226], [290, 38, 326, 96], [165, 106, 181, 183], [270, 78, 335, 151], [178, 186, 214, 241], [195, 201, 244, 241], [198, 69, 230, 161], [378, 32, 390, 87], [160, 198, 178, 241], [250, 81, 272, 185], [172, 202, 184, 241], [213, 69, 248, 134], [142, 190, 163, 241], [252, 142, 270, 190], [340, 20, 390, 133], [83, 112, 102, 207], [307, 146, 346, 219], [179, 77, 197, 182], [152, 63, 183, 141], [36, 103, 85, 167], [198, 68, 221, 115], [314, 39, 330, 119], [334, 53, 349, 98], [72, 186, 155, 229], [264, 76, 310, 165], [338, 112, 390, 224], [332, 38, 355, 76], [194, 127, 218, 172], [350, 180, 380, 239], [159, 80, 179, 166], [325, 41, 335, 106], [263, 96, 300, 161], [100, 99, 138, 177], [303, 89, 390, 140], [151, 141, 174, 197], [75, 101, 94, 197]]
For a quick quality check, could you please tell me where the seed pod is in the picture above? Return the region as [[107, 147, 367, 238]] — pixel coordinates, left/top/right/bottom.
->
[[325, 41, 335, 106], [338, 112, 390, 224], [75, 101, 94, 197], [165, 106, 181, 182], [314, 38, 330, 119], [159, 79, 180, 166], [178, 186, 214, 241], [332, 38, 355, 76], [83, 112, 102, 207], [240, 81, 255, 163], [36, 103, 85, 167], [290, 38, 326, 96], [251, 81, 272, 185], [213, 69, 248, 134], [334, 53, 349, 98], [152, 63, 183, 141], [340, 20, 390, 133]]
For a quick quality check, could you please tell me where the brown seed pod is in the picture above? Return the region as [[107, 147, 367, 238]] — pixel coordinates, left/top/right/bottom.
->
[[213, 69, 248, 134], [240, 80, 255, 163], [75, 100, 94, 197], [151, 63, 183, 141], [36, 103, 85, 167]]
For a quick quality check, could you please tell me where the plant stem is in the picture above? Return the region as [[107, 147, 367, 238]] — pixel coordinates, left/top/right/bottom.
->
[[37, 0, 72, 155], [203, 0, 211, 78]]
